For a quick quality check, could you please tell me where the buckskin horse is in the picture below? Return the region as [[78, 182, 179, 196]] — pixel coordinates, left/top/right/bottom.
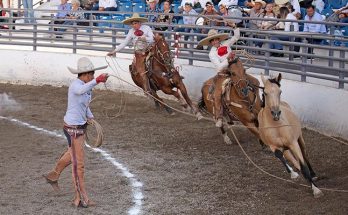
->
[[130, 34, 202, 118], [198, 55, 262, 144], [258, 73, 323, 198]]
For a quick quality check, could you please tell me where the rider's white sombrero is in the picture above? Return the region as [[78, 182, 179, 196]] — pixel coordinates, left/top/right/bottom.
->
[[67, 57, 108, 74], [123, 13, 148, 25], [274, 0, 289, 5], [198, 29, 230, 46]]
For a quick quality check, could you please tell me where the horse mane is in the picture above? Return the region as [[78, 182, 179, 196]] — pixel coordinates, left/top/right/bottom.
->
[[221, 67, 235, 76], [268, 78, 281, 87]]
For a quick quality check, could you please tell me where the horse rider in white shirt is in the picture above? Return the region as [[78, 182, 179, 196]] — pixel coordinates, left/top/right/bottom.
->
[[198, 27, 240, 127], [107, 13, 154, 93]]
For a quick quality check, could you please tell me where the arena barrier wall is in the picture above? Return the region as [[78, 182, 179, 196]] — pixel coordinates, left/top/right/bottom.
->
[[1, 50, 347, 140]]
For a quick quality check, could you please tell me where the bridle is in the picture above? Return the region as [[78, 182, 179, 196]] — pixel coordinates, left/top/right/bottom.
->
[[227, 57, 258, 112], [152, 38, 175, 73]]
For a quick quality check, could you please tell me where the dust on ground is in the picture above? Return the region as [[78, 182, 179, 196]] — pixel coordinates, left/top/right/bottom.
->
[[0, 83, 347, 215]]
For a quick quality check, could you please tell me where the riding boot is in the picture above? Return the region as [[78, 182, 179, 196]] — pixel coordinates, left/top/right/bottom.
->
[[70, 135, 92, 207], [43, 149, 71, 184]]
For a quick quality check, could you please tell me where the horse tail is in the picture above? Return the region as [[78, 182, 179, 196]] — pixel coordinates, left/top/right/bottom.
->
[[198, 96, 206, 111], [198, 84, 206, 110]]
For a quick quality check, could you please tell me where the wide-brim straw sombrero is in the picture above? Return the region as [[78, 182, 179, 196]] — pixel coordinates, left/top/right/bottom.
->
[[198, 29, 230, 46], [123, 13, 148, 25], [67, 57, 108, 74], [252, 0, 267, 7], [274, 0, 289, 5]]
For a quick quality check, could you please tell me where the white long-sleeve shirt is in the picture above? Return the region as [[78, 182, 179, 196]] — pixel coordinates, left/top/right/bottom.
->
[[99, 0, 117, 8], [209, 28, 240, 72], [114, 25, 154, 52], [64, 79, 97, 126], [303, 12, 326, 33]]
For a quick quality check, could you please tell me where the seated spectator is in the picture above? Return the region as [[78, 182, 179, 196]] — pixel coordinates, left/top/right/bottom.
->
[[156, 0, 174, 31], [219, 0, 239, 8], [270, 6, 300, 57], [335, 2, 348, 24], [57, 0, 85, 36], [260, 2, 277, 30], [176, 2, 198, 47], [196, 1, 220, 50], [51, 0, 72, 31], [218, 1, 243, 27], [303, 4, 326, 54], [274, 0, 301, 19], [98, 0, 117, 12], [248, 0, 265, 29], [179, 0, 202, 13], [147, 0, 161, 23]]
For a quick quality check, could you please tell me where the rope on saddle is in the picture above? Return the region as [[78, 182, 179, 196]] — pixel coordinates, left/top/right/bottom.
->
[[86, 119, 104, 148]]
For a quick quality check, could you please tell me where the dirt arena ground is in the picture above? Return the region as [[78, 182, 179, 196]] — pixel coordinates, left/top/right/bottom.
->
[[0, 83, 347, 215]]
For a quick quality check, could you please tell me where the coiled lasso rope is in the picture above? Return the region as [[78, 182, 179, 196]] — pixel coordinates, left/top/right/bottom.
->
[[86, 119, 104, 148]]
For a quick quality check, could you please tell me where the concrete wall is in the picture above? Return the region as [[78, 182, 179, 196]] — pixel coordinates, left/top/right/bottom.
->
[[1, 50, 348, 140]]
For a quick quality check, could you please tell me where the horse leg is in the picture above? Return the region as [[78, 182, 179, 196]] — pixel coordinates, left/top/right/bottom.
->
[[220, 125, 232, 145], [275, 149, 300, 180], [298, 134, 317, 180], [289, 143, 323, 198], [176, 82, 203, 120], [151, 91, 173, 114]]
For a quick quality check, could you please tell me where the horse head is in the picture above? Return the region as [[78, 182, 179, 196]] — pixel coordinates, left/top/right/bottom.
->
[[226, 55, 251, 98], [261, 73, 282, 121], [152, 33, 174, 72]]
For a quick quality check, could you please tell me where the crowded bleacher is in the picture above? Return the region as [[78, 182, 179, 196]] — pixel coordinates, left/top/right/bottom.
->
[[1, 0, 348, 48]]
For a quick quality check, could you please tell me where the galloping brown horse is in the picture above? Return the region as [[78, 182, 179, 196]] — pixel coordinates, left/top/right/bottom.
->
[[198, 56, 262, 144], [258, 73, 322, 198], [130, 34, 202, 118]]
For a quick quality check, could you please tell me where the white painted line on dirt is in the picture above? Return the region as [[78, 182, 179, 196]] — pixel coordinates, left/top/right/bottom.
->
[[0, 116, 144, 215]]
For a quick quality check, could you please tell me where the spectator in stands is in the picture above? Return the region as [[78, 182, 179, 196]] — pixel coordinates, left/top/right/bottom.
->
[[177, 2, 199, 46], [274, 0, 300, 19], [156, 0, 174, 31], [57, 0, 85, 37], [248, 0, 265, 29], [219, 0, 239, 8], [260, 2, 277, 30], [98, 0, 117, 12], [197, 27, 240, 127], [56, 0, 72, 20], [218, 0, 243, 27], [23, 0, 35, 23], [179, 0, 202, 13], [147, 0, 161, 23], [196, 1, 220, 50], [303, 5, 326, 54], [335, 2, 348, 24], [196, 0, 211, 13], [270, 6, 300, 57], [52, 0, 72, 32], [107, 13, 154, 93]]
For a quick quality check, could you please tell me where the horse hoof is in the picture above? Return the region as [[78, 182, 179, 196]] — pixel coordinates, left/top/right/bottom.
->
[[313, 189, 324, 198], [215, 119, 223, 128], [312, 176, 319, 182], [290, 172, 300, 181], [223, 135, 232, 145], [312, 185, 324, 198], [196, 112, 203, 121]]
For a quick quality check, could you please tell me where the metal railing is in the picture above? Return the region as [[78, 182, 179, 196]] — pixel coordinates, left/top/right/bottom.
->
[[0, 8, 347, 89]]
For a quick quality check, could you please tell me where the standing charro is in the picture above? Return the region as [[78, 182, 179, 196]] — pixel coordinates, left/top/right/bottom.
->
[[198, 27, 240, 127], [43, 57, 109, 207], [107, 13, 154, 94]]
